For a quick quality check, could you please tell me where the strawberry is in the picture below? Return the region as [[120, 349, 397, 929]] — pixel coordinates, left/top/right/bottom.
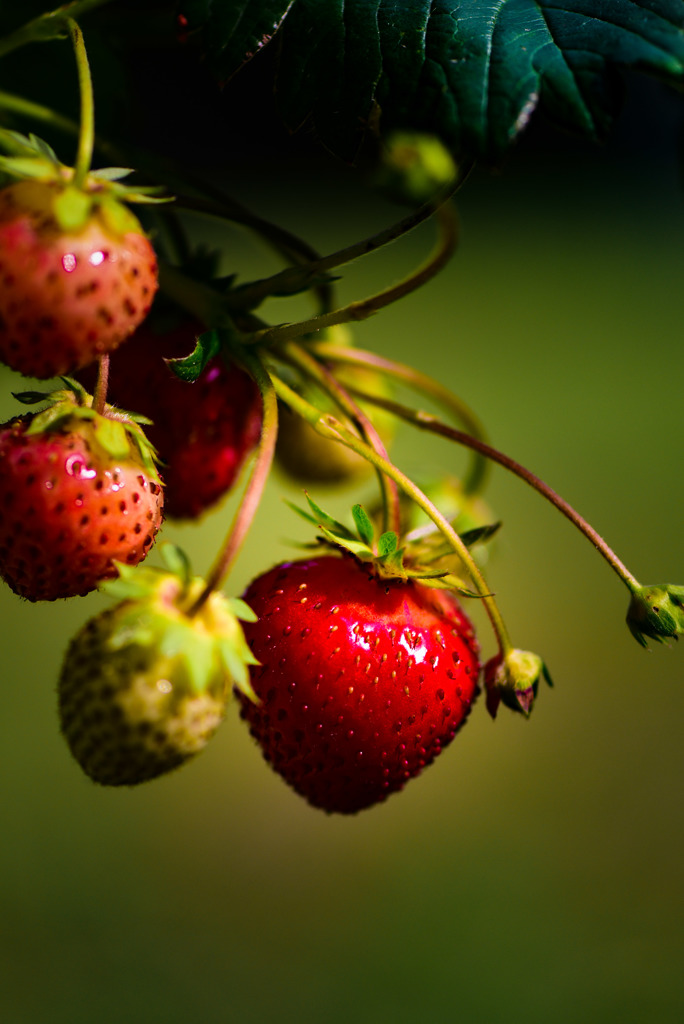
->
[[79, 318, 262, 519], [0, 130, 165, 380], [238, 552, 480, 814], [0, 383, 163, 601], [0, 179, 158, 378], [58, 552, 258, 786]]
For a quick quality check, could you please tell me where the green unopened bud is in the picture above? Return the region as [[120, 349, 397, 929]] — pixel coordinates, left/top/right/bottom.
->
[[374, 131, 458, 205], [484, 648, 553, 720], [626, 584, 684, 648]]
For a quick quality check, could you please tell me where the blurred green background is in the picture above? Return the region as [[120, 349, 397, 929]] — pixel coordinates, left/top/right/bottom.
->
[[1, 76, 684, 1023]]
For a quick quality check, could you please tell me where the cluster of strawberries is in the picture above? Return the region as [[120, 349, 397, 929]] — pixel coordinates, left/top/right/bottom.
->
[[0, 156, 485, 815]]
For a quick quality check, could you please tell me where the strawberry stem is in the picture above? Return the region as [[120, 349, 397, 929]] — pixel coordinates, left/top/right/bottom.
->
[[67, 18, 94, 189], [92, 354, 109, 416], [190, 350, 279, 614], [170, 193, 335, 314], [309, 342, 489, 496], [280, 340, 402, 536], [0, 89, 83, 138], [0, 1, 114, 59], [230, 186, 461, 315], [349, 390, 642, 593], [249, 201, 459, 346], [270, 371, 515, 657]]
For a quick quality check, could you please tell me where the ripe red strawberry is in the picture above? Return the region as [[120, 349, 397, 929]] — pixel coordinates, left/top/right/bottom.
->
[[238, 554, 480, 814], [0, 387, 163, 601], [0, 178, 158, 378], [79, 319, 262, 518]]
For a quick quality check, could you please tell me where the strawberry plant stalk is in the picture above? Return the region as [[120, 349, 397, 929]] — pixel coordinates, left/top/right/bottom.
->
[[309, 341, 489, 495], [270, 370, 516, 658], [67, 18, 94, 189], [277, 339, 402, 536], [0, 0, 114, 59], [345, 388, 642, 594], [249, 201, 459, 343], [190, 349, 278, 614]]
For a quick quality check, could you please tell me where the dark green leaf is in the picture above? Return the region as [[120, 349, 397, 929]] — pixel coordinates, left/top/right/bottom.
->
[[195, 0, 684, 162], [182, 0, 295, 80]]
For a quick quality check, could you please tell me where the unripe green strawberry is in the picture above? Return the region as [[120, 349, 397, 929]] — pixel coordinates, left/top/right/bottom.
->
[[58, 554, 258, 786]]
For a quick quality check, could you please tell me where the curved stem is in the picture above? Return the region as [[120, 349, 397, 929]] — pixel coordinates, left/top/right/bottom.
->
[[190, 351, 278, 613], [250, 201, 459, 347], [172, 192, 335, 314], [0, 0, 114, 59], [351, 391, 641, 592], [310, 341, 488, 495], [271, 371, 514, 656], [229, 183, 461, 313], [0, 89, 81, 138], [279, 340, 402, 537], [67, 18, 94, 187]]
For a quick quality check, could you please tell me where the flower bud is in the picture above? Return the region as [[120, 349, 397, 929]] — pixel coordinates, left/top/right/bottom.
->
[[373, 132, 458, 205], [626, 584, 684, 647], [484, 648, 552, 719]]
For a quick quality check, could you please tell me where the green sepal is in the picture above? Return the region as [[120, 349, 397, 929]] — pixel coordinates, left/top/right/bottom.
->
[[91, 416, 129, 460], [377, 531, 398, 557], [458, 523, 502, 548], [12, 389, 53, 405], [166, 329, 221, 382], [100, 558, 260, 699], [0, 156, 57, 180], [418, 575, 489, 598], [0, 128, 47, 158], [627, 584, 684, 648], [318, 525, 375, 561], [353, 504, 375, 547], [97, 194, 144, 236], [53, 186, 93, 233], [92, 167, 134, 181], [17, 381, 161, 485], [287, 494, 356, 541], [160, 543, 192, 589], [27, 134, 59, 163], [225, 596, 258, 623]]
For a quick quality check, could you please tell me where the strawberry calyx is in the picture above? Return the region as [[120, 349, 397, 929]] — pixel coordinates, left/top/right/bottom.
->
[[288, 492, 498, 596], [101, 543, 259, 702], [0, 129, 171, 235], [13, 377, 161, 484], [484, 649, 553, 719]]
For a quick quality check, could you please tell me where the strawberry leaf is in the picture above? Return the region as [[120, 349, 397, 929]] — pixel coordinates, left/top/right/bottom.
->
[[190, 0, 684, 163]]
